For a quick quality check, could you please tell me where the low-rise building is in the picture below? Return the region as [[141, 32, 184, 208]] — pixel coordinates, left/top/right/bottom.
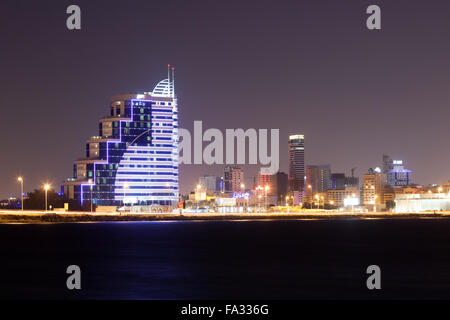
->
[[327, 187, 359, 207]]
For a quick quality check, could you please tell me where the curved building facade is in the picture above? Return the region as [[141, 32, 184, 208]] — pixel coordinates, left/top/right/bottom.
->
[[63, 72, 178, 207]]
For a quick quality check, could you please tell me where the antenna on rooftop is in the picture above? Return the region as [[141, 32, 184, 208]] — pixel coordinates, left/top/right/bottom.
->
[[167, 64, 171, 96], [171, 66, 175, 98]]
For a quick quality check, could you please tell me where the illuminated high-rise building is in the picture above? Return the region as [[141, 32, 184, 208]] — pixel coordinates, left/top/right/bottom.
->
[[63, 67, 179, 207], [288, 134, 305, 191]]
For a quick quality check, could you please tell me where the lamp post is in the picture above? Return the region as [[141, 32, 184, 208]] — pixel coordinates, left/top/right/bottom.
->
[[264, 185, 269, 211], [240, 183, 246, 212], [44, 184, 50, 212], [258, 195, 262, 213], [17, 177, 23, 211], [124, 183, 129, 211], [286, 196, 292, 213], [196, 184, 201, 210], [315, 194, 319, 210], [166, 183, 171, 213], [90, 185, 93, 213]]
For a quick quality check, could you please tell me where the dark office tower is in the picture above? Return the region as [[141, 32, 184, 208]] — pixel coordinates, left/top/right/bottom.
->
[[331, 173, 346, 190], [274, 171, 288, 205], [223, 165, 233, 192], [63, 67, 178, 207], [288, 134, 305, 192], [382, 154, 394, 174]]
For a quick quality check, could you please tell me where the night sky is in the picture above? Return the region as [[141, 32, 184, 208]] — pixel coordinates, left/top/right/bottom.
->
[[1, 0, 450, 198]]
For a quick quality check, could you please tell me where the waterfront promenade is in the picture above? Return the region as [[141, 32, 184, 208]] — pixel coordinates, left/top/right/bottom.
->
[[0, 209, 449, 223]]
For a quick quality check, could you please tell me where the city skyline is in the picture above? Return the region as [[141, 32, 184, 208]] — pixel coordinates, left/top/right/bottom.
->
[[3, 0, 450, 198]]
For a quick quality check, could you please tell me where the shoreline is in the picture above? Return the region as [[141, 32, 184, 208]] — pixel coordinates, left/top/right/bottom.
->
[[0, 210, 449, 224]]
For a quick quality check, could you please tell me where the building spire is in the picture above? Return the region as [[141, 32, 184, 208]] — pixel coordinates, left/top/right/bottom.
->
[[167, 64, 171, 96], [171, 66, 175, 98]]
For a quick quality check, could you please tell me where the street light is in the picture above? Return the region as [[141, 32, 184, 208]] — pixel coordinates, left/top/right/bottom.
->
[[123, 183, 129, 210], [17, 177, 23, 211], [166, 182, 171, 213], [315, 194, 319, 210], [240, 183, 247, 212], [90, 185, 93, 213], [264, 185, 270, 210], [44, 184, 50, 212]]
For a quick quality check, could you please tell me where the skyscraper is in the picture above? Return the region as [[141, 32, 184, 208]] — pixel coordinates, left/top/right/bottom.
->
[[387, 160, 412, 186], [288, 134, 305, 192], [223, 165, 233, 192], [63, 68, 179, 207], [331, 173, 346, 190], [382, 154, 394, 174], [231, 166, 244, 193], [306, 165, 331, 195], [363, 168, 386, 206], [198, 175, 221, 193]]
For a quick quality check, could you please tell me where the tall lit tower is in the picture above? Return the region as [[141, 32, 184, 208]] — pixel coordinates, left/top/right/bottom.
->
[[288, 134, 305, 192], [63, 66, 179, 208]]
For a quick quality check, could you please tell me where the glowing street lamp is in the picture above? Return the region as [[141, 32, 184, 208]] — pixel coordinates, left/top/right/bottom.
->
[[43, 184, 50, 212], [258, 194, 262, 212], [264, 185, 270, 210], [17, 177, 23, 211], [166, 182, 171, 213], [240, 183, 247, 211]]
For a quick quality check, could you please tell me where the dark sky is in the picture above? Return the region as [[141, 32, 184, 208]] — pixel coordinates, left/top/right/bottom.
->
[[1, 0, 450, 198]]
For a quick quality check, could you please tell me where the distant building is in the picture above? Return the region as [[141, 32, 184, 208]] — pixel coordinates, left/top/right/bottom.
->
[[223, 165, 245, 193], [395, 193, 450, 213], [223, 165, 233, 192], [362, 168, 386, 206], [198, 175, 221, 193], [274, 172, 288, 204], [387, 160, 411, 186], [327, 187, 359, 207], [345, 176, 359, 188], [231, 166, 244, 193], [382, 154, 394, 174], [255, 169, 288, 205], [255, 168, 273, 190], [306, 165, 331, 196], [288, 134, 305, 192], [331, 173, 346, 190]]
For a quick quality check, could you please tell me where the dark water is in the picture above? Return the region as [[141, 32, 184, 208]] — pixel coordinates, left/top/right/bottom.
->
[[1, 218, 450, 299]]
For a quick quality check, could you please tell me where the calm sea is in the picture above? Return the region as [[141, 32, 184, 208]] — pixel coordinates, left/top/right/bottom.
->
[[1, 218, 450, 299]]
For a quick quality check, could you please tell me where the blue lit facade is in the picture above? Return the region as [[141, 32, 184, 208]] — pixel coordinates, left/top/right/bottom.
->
[[63, 76, 179, 207]]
